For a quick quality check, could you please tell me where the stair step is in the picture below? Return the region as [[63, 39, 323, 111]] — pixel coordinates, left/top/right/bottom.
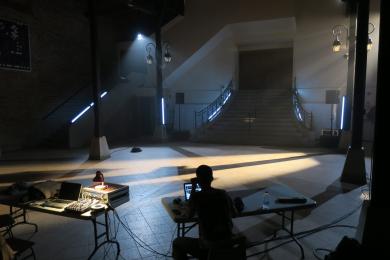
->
[[194, 87, 313, 147]]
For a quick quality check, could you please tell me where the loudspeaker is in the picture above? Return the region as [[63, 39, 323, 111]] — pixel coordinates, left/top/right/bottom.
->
[[176, 93, 184, 104], [326, 90, 340, 104]]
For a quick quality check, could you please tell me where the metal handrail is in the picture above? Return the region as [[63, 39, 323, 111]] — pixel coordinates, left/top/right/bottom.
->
[[194, 80, 233, 128], [292, 78, 312, 130], [42, 85, 89, 120]]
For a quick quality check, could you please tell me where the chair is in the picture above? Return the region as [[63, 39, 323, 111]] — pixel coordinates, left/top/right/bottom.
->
[[203, 235, 247, 260], [0, 214, 36, 260]]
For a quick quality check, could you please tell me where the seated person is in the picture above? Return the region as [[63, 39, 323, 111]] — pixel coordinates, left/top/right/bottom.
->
[[173, 165, 237, 260]]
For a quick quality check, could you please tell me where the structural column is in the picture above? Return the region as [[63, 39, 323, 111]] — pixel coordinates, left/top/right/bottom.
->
[[359, 0, 390, 254], [88, 0, 110, 160], [340, 0, 369, 185], [153, 7, 166, 140], [344, 1, 357, 131], [339, 1, 356, 150]]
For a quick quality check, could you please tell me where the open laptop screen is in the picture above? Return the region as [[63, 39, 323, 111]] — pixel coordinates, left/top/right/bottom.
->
[[58, 182, 82, 201], [183, 183, 201, 201]]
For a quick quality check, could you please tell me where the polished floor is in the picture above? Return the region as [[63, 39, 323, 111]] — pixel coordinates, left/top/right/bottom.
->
[[0, 143, 370, 259]]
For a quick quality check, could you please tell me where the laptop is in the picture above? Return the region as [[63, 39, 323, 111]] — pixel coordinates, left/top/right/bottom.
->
[[43, 182, 82, 209], [183, 182, 201, 201]]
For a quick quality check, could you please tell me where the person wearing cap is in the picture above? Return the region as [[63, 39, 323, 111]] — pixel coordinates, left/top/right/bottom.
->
[[172, 165, 237, 260]]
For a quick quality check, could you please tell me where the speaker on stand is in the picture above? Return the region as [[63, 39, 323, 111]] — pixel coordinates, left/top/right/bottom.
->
[[326, 90, 340, 133], [321, 90, 341, 148]]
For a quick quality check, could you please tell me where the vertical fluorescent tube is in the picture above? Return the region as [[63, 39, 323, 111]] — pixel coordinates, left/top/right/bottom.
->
[[161, 98, 165, 125], [340, 96, 345, 129]]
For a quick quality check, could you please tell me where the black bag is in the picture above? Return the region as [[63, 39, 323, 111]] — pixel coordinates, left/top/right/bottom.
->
[[325, 236, 364, 260]]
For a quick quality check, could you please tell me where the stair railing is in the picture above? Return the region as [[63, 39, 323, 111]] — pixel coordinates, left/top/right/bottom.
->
[[42, 85, 89, 120], [194, 80, 233, 129], [292, 78, 312, 130]]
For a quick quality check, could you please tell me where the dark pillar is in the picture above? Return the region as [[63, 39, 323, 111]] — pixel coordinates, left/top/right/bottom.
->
[[153, 4, 167, 140], [359, 0, 390, 255], [341, 0, 369, 185], [88, 0, 110, 160], [344, 1, 357, 131], [155, 21, 163, 126]]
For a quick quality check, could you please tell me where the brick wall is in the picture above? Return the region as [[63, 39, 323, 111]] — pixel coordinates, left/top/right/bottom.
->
[[0, 0, 119, 150]]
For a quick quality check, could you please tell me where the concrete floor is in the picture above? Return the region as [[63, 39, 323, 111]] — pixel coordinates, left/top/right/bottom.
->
[[0, 143, 370, 260]]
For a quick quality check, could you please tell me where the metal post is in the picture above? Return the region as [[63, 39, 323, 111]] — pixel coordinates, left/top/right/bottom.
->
[[178, 104, 181, 131], [194, 111, 197, 128], [341, 0, 369, 185], [344, 1, 357, 131], [155, 22, 163, 126], [88, 0, 101, 138], [153, 1, 167, 140], [88, 0, 110, 160], [330, 104, 334, 133], [92, 219, 98, 248]]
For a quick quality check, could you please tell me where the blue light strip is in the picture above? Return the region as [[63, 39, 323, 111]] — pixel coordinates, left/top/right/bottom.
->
[[222, 93, 231, 105], [161, 98, 165, 125], [70, 91, 108, 124], [340, 96, 345, 129], [208, 107, 222, 121], [298, 111, 303, 121]]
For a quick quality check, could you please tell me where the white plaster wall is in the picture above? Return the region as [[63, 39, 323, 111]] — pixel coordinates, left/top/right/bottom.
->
[[293, 0, 347, 138], [167, 33, 236, 130], [162, 0, 294, 81], [164, 17, 295, 131]]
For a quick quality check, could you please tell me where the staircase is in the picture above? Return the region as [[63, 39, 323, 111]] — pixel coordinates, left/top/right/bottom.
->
[[196, 88, 313, 147], [24, 86, 93, 148]]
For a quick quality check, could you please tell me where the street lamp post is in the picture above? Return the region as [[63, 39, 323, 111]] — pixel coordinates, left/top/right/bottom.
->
[[145, 38, 172, 140]]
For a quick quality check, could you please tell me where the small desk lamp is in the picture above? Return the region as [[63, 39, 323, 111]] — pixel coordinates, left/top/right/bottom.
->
[[93, 171, 107, 190]]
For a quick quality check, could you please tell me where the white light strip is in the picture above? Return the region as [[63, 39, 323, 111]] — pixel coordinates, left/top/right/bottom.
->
[[208, 107, 222, 121], [161, 98, 165, 125], [298, 112, 303, 121], [70, 91, 108, 124], [71, 106, 91, 123], [340, 96, 345, 129], [208, 91, 231, 121], [222, 93, 231, 105]]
